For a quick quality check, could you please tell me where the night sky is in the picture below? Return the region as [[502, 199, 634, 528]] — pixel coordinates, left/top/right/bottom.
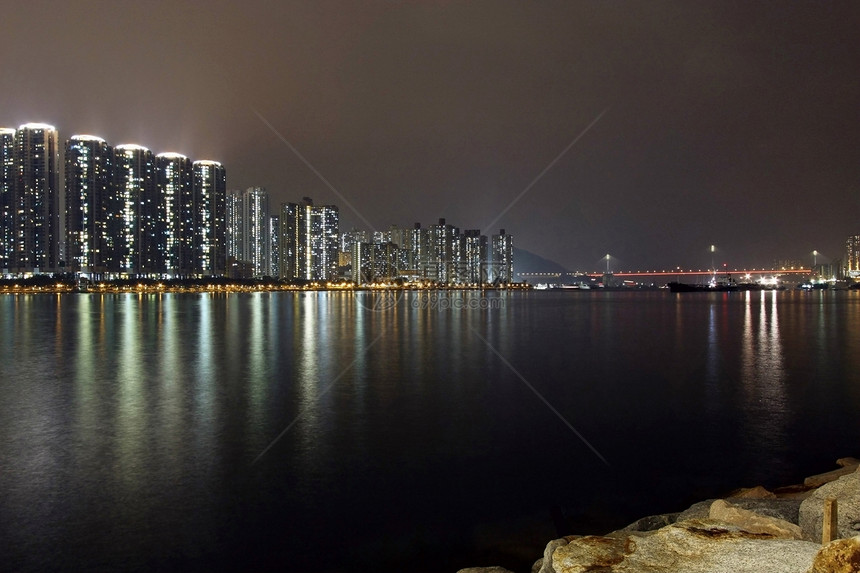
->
[[2, 1, 858, 271]]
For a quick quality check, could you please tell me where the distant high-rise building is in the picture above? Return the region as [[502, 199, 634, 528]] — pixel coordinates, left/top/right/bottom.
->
[[340, 228, 367, 255], [192, 160, 226, 276], [65, 135, 112, 273], [223, 187, 272, 278], [351, 241, 372, 285], [846, 235, 860, 278], [387, 224, 412, 271], [279, 197, 339, 281], [111, 144, 155, 275], [225, 189, 243, 261], [463, 229, 488, 284], [269, 214, 280, 277], [280, 201, 303, 280], [371, 242, 400, 282], [427, 218, 457, 282], [243, 187, 270, 277], [314, 204, 339, 280], [0, 128, 15, 271], [387, 224, 408, 248], [12, 123, 60, 272], [409, 223, 429, 277], [155, 153, 193, 276], [491, 228, 514, 284]]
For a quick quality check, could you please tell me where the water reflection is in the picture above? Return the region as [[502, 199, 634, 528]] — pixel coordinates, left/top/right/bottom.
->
[[740, 291, 788, 444], [5, 291, 860, 572]]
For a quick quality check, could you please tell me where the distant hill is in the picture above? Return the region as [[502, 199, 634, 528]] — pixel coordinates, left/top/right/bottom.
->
[[513, 247, 567, 277]]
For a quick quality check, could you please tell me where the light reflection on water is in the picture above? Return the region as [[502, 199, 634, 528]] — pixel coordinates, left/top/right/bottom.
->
[[740, 290, 788, 445], [2, 290, 860, 571]]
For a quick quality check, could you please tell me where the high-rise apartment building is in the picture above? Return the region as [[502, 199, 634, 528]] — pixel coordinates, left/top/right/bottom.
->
[[225, 189, 243, 262], [0, 128, 15, 271], [351, 241, 372, 284], [12, 123, 60, 272], [846, 235, 860, 278], [340, 228, 368, 255], [314, 204, 339, 281], [111, 144, 155, 275], [491, 228, 514, 284], [425, 218, 457, 282], [155, 153, 193, 276], [280, 198, 339, 281], [463, 229, 488, 284], [243, 187, 270, 277], [65, 135, 112, 273], [269, 214, 280, 277], [409, 223, 428, 277], [280, 201, 303, 280], [192, 160, 226, 276]]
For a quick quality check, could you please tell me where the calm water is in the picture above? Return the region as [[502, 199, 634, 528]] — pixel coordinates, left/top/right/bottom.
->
[[2, 290, 860, 572]]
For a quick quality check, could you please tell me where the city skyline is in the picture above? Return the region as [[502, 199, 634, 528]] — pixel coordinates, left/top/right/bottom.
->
[[1, 2, 857, 272], [1, 121, 516, 285], [0, 118, 856, 280]]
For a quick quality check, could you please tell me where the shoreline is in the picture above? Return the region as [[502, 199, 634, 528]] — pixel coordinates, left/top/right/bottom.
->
[[461, 457, 860, 573], [0, 279, 532, 295]]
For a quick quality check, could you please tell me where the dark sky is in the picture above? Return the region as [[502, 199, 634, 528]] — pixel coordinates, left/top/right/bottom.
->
[[2, 1, 859, 271]]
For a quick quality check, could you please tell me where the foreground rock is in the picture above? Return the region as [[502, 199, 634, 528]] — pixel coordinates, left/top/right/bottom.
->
[[808, 536, 860, 573], [708, 499, 802, 539], [803, 463, 860, 488], [799, 465, 860, 542], [678, 497, 802, 523], [551, 519, 820, 573], [532, 536, 575, 573], [466, 458, 860, 573]]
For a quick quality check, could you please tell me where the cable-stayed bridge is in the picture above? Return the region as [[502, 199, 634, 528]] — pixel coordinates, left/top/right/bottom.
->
[[520, 268, 811, 281]]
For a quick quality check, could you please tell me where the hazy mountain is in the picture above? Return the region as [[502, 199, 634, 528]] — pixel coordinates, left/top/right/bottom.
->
[[513, 247, 567, 277]]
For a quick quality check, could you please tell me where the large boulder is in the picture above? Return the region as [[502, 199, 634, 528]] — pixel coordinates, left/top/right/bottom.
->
[[808, 536, 860, 573], [709, 499, 803, 539], [728, 485, 777, 499], [678, 498, 803, 524], [534, 537, 574, 573], [552, 519, 820, 573], [804, 465, 860, 488], [799, 466, 860, 542], [607, 513, 681, 537]]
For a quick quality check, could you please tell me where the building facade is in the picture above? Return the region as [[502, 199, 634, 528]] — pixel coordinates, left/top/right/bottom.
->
[[111, 144, 156, 275], [225, 189, 243, 262], [491, 228, 514, 284], [12, 123, 60, 272], [463, 229, 488, 284], [846, 235, 860, 278], [65, 135, 112, 273], [0, 128, 15, 271], [280, 198, 339, 281], [192, 160, 226, 276], [269, 214, 280, 277], [243, 187, 270, 277], [155, 153, 193, 276]]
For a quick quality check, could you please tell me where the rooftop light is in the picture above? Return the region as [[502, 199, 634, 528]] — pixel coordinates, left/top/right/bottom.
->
[[19, 122, 56, 131], [70, 134, 106, 142], [115, 143, 149, 152]]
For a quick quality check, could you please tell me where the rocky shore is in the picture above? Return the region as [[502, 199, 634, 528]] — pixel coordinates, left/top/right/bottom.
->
[[460, 458, 860, 573]]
